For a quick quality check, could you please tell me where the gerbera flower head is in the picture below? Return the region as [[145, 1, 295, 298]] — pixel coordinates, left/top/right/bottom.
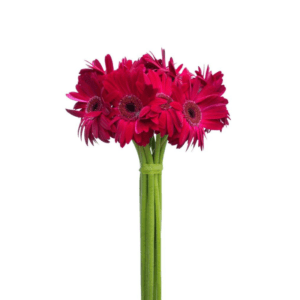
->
[[195, 65, 226, 96], [84, 54, 114, 75], [103, 68, 157, 147], [144, 70, 184, 137], [66, 68, 114, 145], [169, 73, 230, 150], [118, 57, 133, 71], [140, 49, 167, 73], [139, 49, 190, 85]]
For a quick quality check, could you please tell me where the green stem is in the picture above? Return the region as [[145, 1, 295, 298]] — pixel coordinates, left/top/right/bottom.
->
[[141, 162, 148, 299], [153, 135, 162, 300], [154, 173, 161, 300], [144, 144, 154, 164], [144, 144, 155, 300], [159, 136, 167, 216], [150, 136, 156, 154], [159, 137, 168, 164], [154, 134, 161, 165], [135, 143, 147, 300], [137, 136, 167, 300]]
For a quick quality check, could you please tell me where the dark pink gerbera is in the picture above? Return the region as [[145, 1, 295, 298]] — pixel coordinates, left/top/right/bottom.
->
[[140, 49, 168, 74], [85, 54, 114, 75], [140, 49, 192, 86], [195, 65, 226, 96], [144, 70, 183, 137], [66, 70, 114, 145], [118, 58, 133, 71], [103, 68, 157, 147], [169, 73, 229, 149]]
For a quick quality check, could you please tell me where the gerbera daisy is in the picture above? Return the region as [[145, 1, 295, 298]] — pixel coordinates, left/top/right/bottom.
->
[[140, 49, 168, 74], [66, 71, 114, 145], [169, 74, 229, 149], [103, 68, 157, 147], [144, 70, 183, 137], [140, 49, 192, 86], [118, 57, 133, 71], [84, 54, 114, 75], [195, 65, 226, 96]]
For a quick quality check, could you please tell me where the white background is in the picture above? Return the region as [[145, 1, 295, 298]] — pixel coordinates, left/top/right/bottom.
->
[[1, 0, 299, 299]]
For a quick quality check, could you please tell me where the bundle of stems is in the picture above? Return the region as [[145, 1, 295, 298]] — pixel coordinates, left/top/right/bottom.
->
[[134, 134, 168, 300]]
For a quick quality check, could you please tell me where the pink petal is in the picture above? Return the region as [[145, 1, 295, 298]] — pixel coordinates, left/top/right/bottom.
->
[[66, 109, 85, 118]]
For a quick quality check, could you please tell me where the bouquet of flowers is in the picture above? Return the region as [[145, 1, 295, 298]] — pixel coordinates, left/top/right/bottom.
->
[[66, 49, 229, 300]]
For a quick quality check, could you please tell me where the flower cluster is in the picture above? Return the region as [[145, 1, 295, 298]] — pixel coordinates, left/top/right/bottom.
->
[[66, 50, 229, 149]]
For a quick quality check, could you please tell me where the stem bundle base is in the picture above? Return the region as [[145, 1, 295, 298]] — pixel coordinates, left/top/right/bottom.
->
[[134, 135, 167, 300]]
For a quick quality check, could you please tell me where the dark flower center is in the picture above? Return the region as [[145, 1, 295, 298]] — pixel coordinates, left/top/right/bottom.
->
[[188, 108, 195, 118], [183, 101, 201, 126], [126, 103, 136, 112], [119, 95, 143, 120], [86, 96, 103, 113], [156, 93, 173, 110]]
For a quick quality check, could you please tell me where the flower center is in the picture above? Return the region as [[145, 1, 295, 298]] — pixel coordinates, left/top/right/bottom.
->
[[156, 93, 173, 110], [183, 101, 201, 126], [86, 96, 103, 113], [119, 95, 143, 120]]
